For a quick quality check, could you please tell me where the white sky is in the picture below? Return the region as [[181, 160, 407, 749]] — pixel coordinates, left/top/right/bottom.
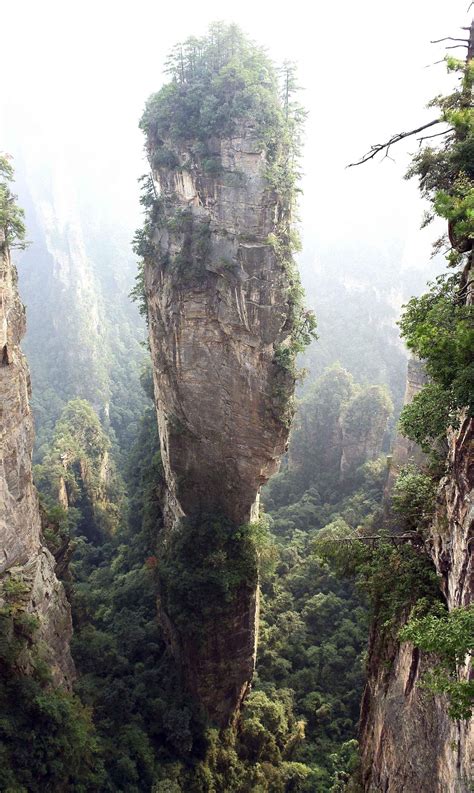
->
[[0, 0, 471, 272]]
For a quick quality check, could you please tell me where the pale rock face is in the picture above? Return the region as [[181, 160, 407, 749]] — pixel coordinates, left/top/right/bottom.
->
[[145, 128, 295, 723], [0, 241, 74, 688]]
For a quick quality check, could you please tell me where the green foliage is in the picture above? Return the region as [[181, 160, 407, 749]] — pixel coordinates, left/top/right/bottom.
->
[[69, 407, 173, 790], [35, 399, 124, 541], [158, 514, 260, 639], [140, 23, 285, 148], [391, 465, 437, 532], [399, 275, 470, 389], [129, 260, 147, 319], [0, 154, 27, 250], [255, 527, 368, 790], [356, 544, 440, 631], [40, 498, 80, 559], [256, 368, 397, 786], [315, 533, 440, 634], [276, 365, 391, 502], [0, 588, 104, 791], [69, 405, 321, 791], [398, 273, 473, 422], [59, 367, 386, 790], [398, 382, 455, 452], [399, 604, 474, 720], [341, 385, 393, 438], [405, 56, 474, 257], [327, 740, 360, 793], [399, 56, 474, 451]]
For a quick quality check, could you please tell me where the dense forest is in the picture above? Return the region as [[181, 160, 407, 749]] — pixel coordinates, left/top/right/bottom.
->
[[0, 13, 472, 793]]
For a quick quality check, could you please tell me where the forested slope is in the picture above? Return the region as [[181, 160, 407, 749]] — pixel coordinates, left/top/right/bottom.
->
[[0, 17, 471, 793]]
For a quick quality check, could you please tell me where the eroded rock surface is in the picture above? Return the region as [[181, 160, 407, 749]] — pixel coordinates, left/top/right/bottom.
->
[[0, 240, 74, 687]]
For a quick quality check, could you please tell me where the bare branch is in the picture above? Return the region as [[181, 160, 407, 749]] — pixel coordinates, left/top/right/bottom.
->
[[445, 44, 469, 50], [417, 128, 454, 145], [347, 119, 442, 168], [430, 37, 469, 43]]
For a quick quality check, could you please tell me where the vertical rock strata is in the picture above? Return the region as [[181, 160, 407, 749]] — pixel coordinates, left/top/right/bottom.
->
[[144, 129, 296, 724], [0, 239, 74, 687]]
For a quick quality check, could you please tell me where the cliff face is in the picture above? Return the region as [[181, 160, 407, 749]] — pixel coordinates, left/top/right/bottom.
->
[[145, 127, 296, 724], [359, 363, 473, 792], [0, 240, 74, 687]]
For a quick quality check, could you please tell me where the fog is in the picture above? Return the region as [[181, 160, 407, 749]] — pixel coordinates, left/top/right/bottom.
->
[[1, 0, 469, 286]]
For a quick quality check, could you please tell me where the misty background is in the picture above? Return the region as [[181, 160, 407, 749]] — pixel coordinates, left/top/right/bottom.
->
[[0, 0, 469, 448]]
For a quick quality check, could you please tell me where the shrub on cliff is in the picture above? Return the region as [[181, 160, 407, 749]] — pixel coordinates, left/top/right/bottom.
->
[[397, 56, 474, 449], [391, 465, 437, 532], [0, 154, 27, 250], [399, 603, 474, 720]]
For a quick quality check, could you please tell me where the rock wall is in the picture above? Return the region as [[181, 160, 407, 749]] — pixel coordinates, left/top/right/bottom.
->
[[0, 239, 74, 687], [359, 366, 473, 791], [144, 127, 296, 724]]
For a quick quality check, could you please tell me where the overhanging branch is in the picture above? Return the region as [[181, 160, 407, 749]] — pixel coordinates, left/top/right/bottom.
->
[[347, 119, 445, 167]]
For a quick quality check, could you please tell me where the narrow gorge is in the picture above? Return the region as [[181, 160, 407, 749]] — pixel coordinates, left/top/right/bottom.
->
[[0, 12, 472, 793]]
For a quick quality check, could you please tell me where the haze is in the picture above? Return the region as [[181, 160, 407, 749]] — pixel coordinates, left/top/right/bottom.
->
[[0, 0, 469, 291]]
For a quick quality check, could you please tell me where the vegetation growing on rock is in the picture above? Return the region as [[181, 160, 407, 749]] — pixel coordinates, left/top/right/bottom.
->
[[0, 154, 27, 249], [35, 399, 125, 541], [0, 586, 102, 791], [398, 56, 474, 450], [133, 22, 316, 394]]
